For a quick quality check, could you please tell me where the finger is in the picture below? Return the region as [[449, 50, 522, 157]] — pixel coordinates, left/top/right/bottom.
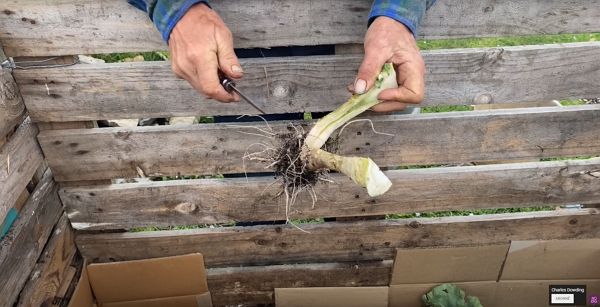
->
[[216, 29, 243, 79], [347, 83, 356, 94], [354, 48, 388, 94], [377, 65, 425, 104], [371, 101, 408, 112], [193, 51, 238, 103]]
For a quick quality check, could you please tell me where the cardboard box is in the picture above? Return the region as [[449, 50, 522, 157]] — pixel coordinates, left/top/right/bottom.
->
[[389, 239, 600, 307], [275, 287, 388, 307], [275, 239, 600, 307], [68, 253, 213, 307]]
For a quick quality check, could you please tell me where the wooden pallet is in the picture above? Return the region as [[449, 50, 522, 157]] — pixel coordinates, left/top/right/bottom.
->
[[1, 0, 599, 306]]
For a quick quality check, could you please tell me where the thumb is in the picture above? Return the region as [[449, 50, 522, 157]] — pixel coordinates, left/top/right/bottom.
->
[[354, 50, 388, 94], [216, 35, 243, 79]]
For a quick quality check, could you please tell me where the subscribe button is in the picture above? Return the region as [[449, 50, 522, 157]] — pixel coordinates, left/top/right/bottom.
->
[[551, 294, 574, 304], [549, 285, 586, 306]]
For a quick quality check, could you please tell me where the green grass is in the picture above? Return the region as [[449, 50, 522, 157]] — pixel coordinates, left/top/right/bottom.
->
[[417, 33, 598, 50], [130, 222, 236, 232], [91, 51, 169, 63], [387, 206, 556, 219]]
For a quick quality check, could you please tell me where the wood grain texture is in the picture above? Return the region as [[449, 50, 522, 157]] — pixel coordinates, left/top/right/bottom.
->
[[0, 189, 29, 232], [62, 159, 600, 230], [38, 105, 600, 182], [56, 266, 77, 298], [1, 0, 600, 57], [207, 260, 392, 306], [0, 42, 26, 140], [14, 43, 600, 121], [76, 209, 600, 268], [0, 117, 44, 222], [16, 214, 77, 307], [36, 116, 112, 188], [0, 169, 63, 307]]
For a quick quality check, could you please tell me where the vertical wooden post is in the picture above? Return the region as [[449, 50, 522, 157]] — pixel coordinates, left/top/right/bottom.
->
[[0, 41, 26, 141], [0, 42, 42, 238]]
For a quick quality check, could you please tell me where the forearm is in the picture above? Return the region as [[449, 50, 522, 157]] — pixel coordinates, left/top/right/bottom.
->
[[368, 0, 436, 37], [126, 0, 211, 43]]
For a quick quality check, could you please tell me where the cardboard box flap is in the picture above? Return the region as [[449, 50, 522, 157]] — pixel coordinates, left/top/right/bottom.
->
[[87, 253, 209, 304], [68, 261, 94, 307], [391, 244, 509, 285], [501, 239, 600, 281], [101, 294, 209, 307], [275, 287, 388, 307]]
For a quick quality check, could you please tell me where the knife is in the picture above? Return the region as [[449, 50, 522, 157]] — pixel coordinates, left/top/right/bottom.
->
[[219, 75, 266, 114]]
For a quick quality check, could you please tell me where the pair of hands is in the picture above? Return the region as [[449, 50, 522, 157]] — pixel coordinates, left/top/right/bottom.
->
[[169, 3, 426, 112]]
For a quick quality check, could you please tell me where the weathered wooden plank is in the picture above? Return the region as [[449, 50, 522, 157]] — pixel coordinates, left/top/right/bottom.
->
[[14, 43, 600, 121], [207, 260, 392, 306], [2, 0, 600, 57], [56, 266, 77, 299], [0, 117, 44, 222], [39, 105, 600, 182], [0, 188, 29, 236], [0, 169, 63, 307], [76, 209, 600, 268], [0, 41, 26, 140], [62, 159, 600, 231], [37, 121, 113, 186], [55, 255, 85, 307], [16, 214, 77, 307]]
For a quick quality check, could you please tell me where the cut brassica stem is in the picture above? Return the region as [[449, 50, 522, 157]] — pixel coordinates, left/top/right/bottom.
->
[[301, 63, 397, 197], [306, 149, 392, 197], [304, 63, 398, 150]]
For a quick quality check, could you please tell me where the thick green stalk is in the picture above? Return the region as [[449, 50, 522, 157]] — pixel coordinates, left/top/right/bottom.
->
[[304, 63, 398, 150], [300, 63, 397, 196]]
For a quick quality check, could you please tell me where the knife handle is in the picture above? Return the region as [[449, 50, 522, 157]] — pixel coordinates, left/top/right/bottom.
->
[[219, 75, 235, 93]]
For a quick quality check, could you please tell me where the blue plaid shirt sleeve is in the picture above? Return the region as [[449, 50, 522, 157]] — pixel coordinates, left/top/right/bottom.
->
[[127, 0, 436, 44], [368, 0, 436, 37], [126, 0, 210, 43]]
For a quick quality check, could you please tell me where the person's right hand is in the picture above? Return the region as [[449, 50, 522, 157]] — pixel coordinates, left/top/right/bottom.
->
[[168, 3, 243, 103]]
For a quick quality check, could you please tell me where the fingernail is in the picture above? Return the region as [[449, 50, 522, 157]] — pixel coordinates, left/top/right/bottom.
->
[[355, 79, 366, 94], [231, 65, 244, 73]]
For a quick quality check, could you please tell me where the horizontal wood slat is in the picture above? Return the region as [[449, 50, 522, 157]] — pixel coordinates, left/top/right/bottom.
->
[[207, 260, 392, 306], [1, 0, 600, 57], [14, 43, 600, 121], [76, 209, 600, 268], [38, 105, 600, 182], [0, 169, 63, 307], [15, 214, 77, 307], [0, 117, 44, 223], [62, 159, 600, 231]]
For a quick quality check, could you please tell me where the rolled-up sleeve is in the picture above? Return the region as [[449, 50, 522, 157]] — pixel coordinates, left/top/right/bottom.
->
[[368, 0, 436, 37], [126, 0, 211, 43]]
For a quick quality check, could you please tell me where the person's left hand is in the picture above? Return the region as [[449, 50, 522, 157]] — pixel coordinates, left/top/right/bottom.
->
[[349, 16, 426, 112]]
